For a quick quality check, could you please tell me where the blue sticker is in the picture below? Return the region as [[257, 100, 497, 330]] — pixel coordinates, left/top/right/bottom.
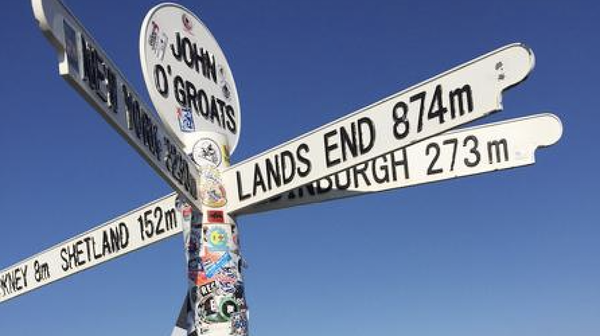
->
[[205, 252, 232, 278], [207, 227, 229, 251], [177, 107, 195, 132]]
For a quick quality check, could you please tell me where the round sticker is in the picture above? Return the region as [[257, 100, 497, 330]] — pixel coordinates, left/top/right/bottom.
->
[[219, 298, 239, 320], [192, 138, 222, 166], [199, 166, 227, 208], [140, 4, 241, 154]]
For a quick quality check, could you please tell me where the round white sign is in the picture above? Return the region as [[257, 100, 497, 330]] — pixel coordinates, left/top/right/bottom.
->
[[140, 3, 241, 154]]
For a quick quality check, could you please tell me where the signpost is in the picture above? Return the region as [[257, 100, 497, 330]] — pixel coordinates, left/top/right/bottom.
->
[[32, 0, 203, 211], [139, 3, 242, 155], [244, 113, 563, 214], [0, 194, 179, 303], [0, 0, 563, 335], [222, 43, 535, 213]]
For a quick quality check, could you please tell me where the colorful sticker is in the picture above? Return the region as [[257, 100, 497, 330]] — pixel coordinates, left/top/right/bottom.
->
[[199, 166, 227, 208], [230, 312, 249, 336], [207, 227, 228, 251], [177, 106, 195, 132], [205, 252, 232, 278]]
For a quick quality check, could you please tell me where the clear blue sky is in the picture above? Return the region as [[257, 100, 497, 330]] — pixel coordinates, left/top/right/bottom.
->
[[1, 0, 598, 335]]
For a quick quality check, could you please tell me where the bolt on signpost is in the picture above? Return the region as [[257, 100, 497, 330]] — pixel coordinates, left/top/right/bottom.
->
[[0, 0, 563, 335]]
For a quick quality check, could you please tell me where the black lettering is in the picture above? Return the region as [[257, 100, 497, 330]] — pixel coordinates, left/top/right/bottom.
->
[[60, 248, 69, 272], [317, 176, 333, 193], [372, 155, 390, 184], [102, 230, 112, 256], [174, 76, 187, 107], [154, 64, 169, 97], [209, 96, 223, 127], [339, 122, 358, 162], [463, 135, 480, 167], [280, 150, 296, 184], [265, 156, 281, 190], [182, 36, 195, 70], [324, 130, 340, 168], [252, 163, 267, 196], [357, 117, 375, 154], [487, 139, 509, 163], [392, 101, 409, 140], [353, 162, 371, 188], [391, 149, 409, 180], [334, 170, 351, 191], [197, 88, 210, 118], [225, 106, 237, 134], [171, 32, 183, 60], [296, 144, 311, 177], [449, 84, 474, 118], [426, 142, 443, 175]]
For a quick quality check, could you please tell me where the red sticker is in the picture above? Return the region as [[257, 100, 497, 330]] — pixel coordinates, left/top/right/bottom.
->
[[207, 210, 224, 223]]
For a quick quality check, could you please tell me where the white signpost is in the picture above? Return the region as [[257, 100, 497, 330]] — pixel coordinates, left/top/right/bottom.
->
[[0, 1, 563, 335], [32, 0, 203, 211], [0, 194, 179, 303], [140, 3, 242, 155], [244, 113, 563, 214], [222, 43, 534, 213]]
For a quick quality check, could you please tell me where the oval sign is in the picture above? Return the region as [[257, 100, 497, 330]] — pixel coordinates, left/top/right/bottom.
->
[[140, 3, 241, 154]]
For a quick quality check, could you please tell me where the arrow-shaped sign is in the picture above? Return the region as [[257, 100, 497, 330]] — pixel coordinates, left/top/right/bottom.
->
[[0, 194, 180, 303], [32, 0, 203, 211], [242, 113, 562, 214], [224, 43, 535, 214]]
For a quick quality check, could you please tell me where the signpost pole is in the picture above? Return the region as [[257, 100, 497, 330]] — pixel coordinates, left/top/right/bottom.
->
[[177, 132, 249, 336]]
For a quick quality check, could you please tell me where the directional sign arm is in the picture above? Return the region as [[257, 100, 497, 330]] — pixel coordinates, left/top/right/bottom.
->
[[224, 44, 535, 214], [32, 0, 203, 211], [0, 114, 561, 302], [239, 113, 563, 214], [0, 193, 181, 303]]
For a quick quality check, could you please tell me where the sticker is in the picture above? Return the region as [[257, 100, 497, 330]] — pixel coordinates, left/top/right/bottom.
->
[[219, 298, 239, 321], [182, 13, 193, 33], [192, 138, 222, 166], [218, 65, 232, 101], [188, 257, 204, 281], [148, 21, 159, 49], [222, 145, 231, 166], [201, 297, 218, 317], [177, 106, 195, 132], [63, 20, 79, 74], [207, 227, 228, 251], [200, 281, 217, 297], [205, 252, 232, 278], [199, 166, 227, 208], [214, 267, 238, 294], [230, 312, 249, 336], [182, 205, 193, 221], [148, 21, 168, 60], [207, 210, 225, 223], [187, 230, 202, 254]]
